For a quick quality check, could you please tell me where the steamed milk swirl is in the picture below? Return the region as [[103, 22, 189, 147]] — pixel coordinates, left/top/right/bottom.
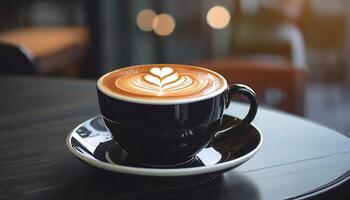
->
[[99, 64, 226, 102], [118, 67, 206, 97]]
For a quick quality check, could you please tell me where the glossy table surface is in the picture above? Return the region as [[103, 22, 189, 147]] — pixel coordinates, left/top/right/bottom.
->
[[0, 76, 350, 200]]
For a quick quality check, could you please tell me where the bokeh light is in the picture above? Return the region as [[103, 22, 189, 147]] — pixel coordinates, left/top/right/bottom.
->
[[206, 6, 231, 29], [152, 13, 176, 36], [136, 9, 157, 32]]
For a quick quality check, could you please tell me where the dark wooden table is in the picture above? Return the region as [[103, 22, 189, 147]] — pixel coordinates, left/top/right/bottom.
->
[[1, 76, 350, 200]]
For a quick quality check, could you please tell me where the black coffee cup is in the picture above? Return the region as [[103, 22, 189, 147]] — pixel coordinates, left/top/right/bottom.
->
[[97, 65, 258, 166]]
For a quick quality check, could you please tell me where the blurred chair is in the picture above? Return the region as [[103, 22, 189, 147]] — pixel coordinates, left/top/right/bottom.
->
[[0, 26, 89, 76], [230, 24, 306, 67], [0, 43, 36, 75], [231, 1, 306, 69], [193, 57, 307, 115]]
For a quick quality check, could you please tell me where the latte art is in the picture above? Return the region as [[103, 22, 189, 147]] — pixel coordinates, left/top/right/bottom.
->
[[98, 64, 226, 102], [144, 67, 182, 92], [119, 67, 207, 97]]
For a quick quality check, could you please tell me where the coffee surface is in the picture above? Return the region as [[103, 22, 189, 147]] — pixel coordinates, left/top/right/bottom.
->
[[98, 64, 226, 102]]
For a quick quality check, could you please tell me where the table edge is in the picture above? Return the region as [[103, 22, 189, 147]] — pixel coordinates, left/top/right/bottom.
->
[[288, 170, 350, 199]]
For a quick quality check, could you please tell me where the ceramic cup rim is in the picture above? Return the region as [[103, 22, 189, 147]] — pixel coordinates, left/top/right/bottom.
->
[[97, 64, 228, 105]]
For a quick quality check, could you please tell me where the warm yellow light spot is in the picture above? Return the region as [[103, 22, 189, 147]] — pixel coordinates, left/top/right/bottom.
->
[[136, 9, 157, 32], [152, 13, 176, 36], [206, 6, 231, 29]]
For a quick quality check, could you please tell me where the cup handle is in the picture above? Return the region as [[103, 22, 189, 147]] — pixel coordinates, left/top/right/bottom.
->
[[212, 84, 258, 144]]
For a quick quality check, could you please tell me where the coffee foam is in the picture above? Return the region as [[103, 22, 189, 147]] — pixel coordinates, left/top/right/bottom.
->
[[98, 64, 227, 104]]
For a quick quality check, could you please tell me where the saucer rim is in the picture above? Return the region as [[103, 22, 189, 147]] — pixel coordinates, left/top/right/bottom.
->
[[66, 116, 263, 177]]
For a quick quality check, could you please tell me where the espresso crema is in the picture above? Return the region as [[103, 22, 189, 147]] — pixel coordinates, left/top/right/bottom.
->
[[98, 64, 227, 103]]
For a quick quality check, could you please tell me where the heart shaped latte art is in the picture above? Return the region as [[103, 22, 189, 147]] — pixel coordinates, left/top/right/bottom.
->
[[144, 67, 182, 89], [150, 67, 173, 79], [139, 67, 195, 96], [113, 66, 214, 98]]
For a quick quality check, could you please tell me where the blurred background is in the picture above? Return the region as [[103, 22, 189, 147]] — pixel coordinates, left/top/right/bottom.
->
[[0, 0, 349, 134]]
